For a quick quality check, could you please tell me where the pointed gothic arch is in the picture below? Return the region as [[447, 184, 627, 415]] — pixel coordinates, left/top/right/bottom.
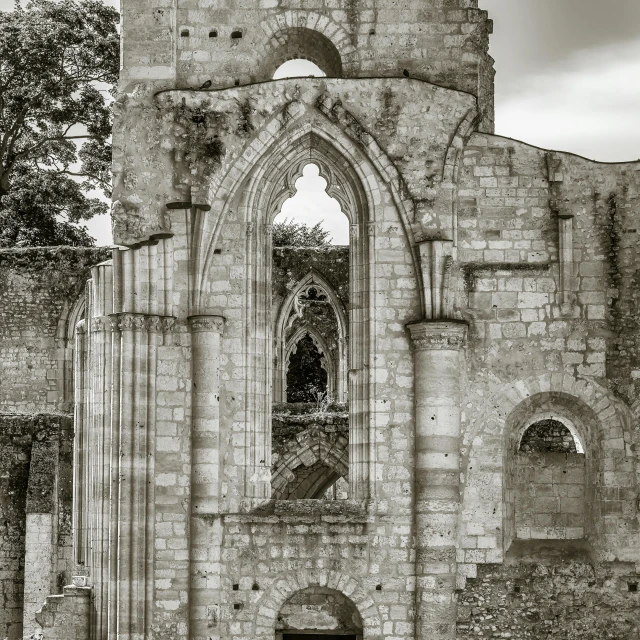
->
[[193, 110, 411, 503], [274, 270, 348, 403], [192, 101, 420, 312]]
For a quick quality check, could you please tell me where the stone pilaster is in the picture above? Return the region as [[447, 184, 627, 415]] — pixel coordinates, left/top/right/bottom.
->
[[407, 321, 467, 640], [188, 315, 225, 513]]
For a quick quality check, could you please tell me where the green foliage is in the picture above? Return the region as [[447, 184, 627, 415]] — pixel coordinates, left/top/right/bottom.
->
[[272, 218, 332, 247], [0, 0, 119, 247]]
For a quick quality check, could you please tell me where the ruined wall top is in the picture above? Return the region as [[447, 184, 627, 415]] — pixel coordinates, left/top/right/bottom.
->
[[120, 0, 494, 131]]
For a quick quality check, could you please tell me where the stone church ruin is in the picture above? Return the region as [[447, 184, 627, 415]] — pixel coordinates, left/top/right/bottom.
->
[[1, 0, 639, 639]]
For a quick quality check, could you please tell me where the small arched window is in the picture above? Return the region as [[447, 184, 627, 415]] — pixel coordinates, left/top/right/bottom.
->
[[267, 27, 342, 78]]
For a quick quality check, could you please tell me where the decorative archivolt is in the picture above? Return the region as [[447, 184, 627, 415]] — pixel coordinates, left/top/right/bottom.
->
[[187, 95, 420, 500], [191, 98, 418, 312], [277, 271, 347, 340]]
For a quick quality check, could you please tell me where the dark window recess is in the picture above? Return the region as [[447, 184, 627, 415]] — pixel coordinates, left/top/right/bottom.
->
[[233, 603, 243, 610], [231, 30, 242, 39], [519, 419, 577, 453], [286, 334, 327, 403], [232, 583, 239, 591], [180, 29, 189, 37], [629, 583, 638, 593], [209, 30, 218, 38]]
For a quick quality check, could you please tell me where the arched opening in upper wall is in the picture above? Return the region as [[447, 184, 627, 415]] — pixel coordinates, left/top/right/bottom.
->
[[267, 28, 342, 78], [274, 59, 326, 80]]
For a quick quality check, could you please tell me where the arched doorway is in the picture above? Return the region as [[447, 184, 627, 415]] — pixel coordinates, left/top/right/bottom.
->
[[276, 587, 362, 640]]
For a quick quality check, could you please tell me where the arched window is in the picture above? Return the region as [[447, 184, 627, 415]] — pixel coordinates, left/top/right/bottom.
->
[[513, 416, 586, 542], [266, 27, 342, 78], [273, 163, 349, 244], [276, 587, 362, 639], [270, 159, 351, 499]]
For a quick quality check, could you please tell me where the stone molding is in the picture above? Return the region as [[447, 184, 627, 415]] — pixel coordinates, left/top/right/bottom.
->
[[188, 314, 225, 334], [103, 313, 177, 333], [407, 321, 467, 351]]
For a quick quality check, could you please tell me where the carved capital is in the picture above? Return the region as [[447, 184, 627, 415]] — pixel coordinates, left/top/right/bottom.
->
[[90, 316, 110, 333], [188, 315, 225, 334], [161, 316, 176, 333], [146, 316, 162, 332], [407, 321, 467, 351]]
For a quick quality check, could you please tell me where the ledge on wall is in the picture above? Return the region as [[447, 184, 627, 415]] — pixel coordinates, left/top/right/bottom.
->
[[505, 539, 594, 566]]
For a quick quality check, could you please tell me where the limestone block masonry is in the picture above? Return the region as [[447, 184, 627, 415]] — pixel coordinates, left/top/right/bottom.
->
[[1, 1, 640, 639]]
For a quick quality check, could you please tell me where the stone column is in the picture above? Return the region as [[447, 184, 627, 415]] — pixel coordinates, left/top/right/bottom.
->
[[407, 321, 467, 640], [188, 315, 225, 640], [188, 315, 225, 513]]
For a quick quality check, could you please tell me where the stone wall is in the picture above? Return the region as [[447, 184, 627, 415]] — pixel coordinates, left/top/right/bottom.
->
[[514, 452, 586, 540], [120, 0, 494, 131], [41, 2, 640, 636], [457, 542, 640, 640], [457, 134, 640, 568], [0, 414, 74, 640], [0, 247, 110, 413]]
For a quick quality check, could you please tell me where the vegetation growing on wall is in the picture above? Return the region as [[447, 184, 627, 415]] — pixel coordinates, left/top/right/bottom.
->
[[272, 219, 332, 247]]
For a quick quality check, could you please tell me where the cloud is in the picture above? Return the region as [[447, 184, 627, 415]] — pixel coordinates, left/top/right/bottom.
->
[[495, 39, 640, 162]]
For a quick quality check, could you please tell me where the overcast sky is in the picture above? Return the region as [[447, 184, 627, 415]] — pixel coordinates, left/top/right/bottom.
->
[[2, 0, 639, 245]]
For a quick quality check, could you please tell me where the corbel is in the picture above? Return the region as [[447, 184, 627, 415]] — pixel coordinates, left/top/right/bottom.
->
[[417, 239, 456, 320]]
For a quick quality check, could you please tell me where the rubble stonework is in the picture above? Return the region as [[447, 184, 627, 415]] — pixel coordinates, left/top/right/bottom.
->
[[1, 1, 639, 639]]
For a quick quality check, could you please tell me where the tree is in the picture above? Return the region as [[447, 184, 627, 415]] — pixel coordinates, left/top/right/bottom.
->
[[0, 0, 119, 247], [272, 218, 332, 247]]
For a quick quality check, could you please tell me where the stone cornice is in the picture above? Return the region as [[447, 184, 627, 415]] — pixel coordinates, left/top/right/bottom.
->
[[406, 321, 467, 351], [188, 315, 225, 334]]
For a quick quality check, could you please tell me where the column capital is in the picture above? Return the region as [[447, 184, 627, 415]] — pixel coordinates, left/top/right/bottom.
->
[[89, 316, 111, 333], [188, 314, 225, 334], [107, 313, 177, 333], [406, 321, 467, 351]]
